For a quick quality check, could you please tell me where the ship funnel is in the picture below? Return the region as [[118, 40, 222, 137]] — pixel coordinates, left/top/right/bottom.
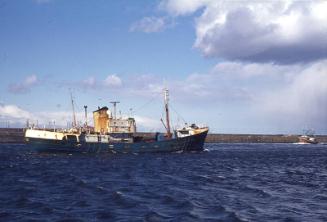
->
[[93, 107, 109, 134]]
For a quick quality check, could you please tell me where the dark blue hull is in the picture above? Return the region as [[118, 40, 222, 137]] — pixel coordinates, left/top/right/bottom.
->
[[26, 130, 208, 154]]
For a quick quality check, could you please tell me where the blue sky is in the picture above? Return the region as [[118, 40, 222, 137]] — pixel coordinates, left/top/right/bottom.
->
[[1, 0, 327, 134]]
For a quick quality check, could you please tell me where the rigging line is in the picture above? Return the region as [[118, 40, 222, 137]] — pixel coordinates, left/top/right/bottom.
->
[[169, 103, 187, 125], [132, 91, 162, 114]]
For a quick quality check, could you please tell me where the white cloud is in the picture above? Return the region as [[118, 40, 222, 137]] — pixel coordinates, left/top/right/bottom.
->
[[79, 75, 122, 90], [8, 74, 38, 94], [161, 0, 327, 64], [25, 75, 38, 85], [82, 76, 97, 89], [257, 60, 327, 132], [130, 16, 167, 33], [127, 74, 163, 95], [117, 60, 327, 133], [160, 0, 209, 16], [0, 104, 92, 128], [2, 59, 326, 133], [0, 104, 32, 120], [189, 60, 327, 133], [0, 103, 165, 132], [134, 115, 163, 132], [104, 74, 122, 87]]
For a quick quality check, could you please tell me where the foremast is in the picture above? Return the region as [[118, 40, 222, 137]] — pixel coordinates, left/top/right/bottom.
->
[[70, 91, 77, 128], [164, 88, 172, 138]]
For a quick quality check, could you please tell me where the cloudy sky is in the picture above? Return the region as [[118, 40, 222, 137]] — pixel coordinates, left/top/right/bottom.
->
[[0, 0, 327, 134]]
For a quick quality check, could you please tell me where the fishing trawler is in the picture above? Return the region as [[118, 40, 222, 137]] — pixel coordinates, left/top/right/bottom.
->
[[297, 135, 318, 144], [25, 89, 209, 153], [295, 130, 318, 144]]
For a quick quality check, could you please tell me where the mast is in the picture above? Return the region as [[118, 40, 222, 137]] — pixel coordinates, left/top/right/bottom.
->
[[164, 88, 172, 138], [70, 91, 77, 128], [110, 101, 120, 120], [84, 105, 88, 128]]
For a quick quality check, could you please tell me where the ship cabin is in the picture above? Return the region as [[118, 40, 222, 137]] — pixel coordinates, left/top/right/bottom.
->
[[176, 124, 201, 138], [93, 106, 136, 135]]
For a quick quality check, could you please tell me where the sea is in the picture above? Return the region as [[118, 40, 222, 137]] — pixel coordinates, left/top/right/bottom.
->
[[0, 143, 327, 222]]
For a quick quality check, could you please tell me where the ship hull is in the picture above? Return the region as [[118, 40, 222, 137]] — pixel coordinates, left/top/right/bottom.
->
[[25, 130, 208, 154]]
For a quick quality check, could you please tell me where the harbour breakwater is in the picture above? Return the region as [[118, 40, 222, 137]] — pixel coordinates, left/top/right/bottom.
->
[[0, 128, 25, 144], [1, 128, 327, 144]]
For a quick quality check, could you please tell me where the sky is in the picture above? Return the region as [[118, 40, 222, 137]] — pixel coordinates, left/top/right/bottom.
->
[[0, 0, 327, 134]]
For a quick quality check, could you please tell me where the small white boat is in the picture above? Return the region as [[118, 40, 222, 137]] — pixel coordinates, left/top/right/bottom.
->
[[295, 135, 318, 144]]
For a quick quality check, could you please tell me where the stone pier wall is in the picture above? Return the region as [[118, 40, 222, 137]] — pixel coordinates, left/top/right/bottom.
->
[[0, 128, 327, 144]]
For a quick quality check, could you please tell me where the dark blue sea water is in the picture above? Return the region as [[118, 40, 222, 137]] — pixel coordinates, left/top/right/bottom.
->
[[1, 143, 327, 222]]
